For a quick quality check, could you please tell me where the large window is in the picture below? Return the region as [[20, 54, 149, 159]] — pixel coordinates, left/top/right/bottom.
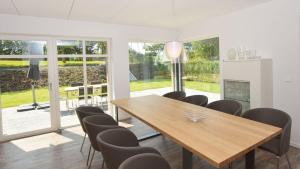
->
[[128, 42, 172, 97], [183, 37, 220, 102], [57, 39, 109, 128], [127, 42, 171, 138]]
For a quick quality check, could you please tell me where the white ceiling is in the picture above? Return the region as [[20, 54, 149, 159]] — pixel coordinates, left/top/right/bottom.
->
[[0, 0, 271, 29]]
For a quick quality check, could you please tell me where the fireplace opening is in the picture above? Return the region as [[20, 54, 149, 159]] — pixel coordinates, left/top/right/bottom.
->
[[224, 79, 250, 113]]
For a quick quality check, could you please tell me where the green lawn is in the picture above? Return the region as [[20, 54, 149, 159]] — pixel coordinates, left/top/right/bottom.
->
[[130, 79, 220, 93], [1, 88, 50, 108], [1, 79, 220, 108], [0, 87, 66, 108], [184, 80, 220, 93]]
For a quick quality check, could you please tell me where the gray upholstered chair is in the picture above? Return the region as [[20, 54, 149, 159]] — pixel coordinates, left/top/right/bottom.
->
[[119, 153, 171, 169], [182, 95, 208, 107], [163, 91, 186, 100], [242, 108, 292, 169], [83, 114, 120, 169], [206, 100, 242, 116], [97, 128, 160, 169], [75, 106, 105, 152]]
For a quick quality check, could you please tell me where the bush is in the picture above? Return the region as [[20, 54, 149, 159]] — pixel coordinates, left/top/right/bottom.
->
[[183, 58, 219, 83], [0, 64, 107, 93]]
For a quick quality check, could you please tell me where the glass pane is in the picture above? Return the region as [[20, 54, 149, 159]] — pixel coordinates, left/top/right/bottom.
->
[[127, 42, 171, 139], [86, 57, 108, 111], [0, 40, 47, 55], [58, 57, 83, 127], [129, 42, 172, 97], [56, 40, 82, 55], [183, 37, 221, 102], [0, 58, 51, 135], [86, 41, 108, 55]]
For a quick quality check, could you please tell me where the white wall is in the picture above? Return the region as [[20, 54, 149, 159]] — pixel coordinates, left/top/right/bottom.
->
[[179, 0, 300, 147], [0, 14, 177, 118]]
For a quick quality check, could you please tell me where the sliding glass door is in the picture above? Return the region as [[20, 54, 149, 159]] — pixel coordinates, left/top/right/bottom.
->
[[57, 39, 109, 128], [0, 39, 54, 140], [0, 36, 111, 141]]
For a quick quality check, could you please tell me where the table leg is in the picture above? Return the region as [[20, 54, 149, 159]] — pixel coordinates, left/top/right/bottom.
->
[[245, 149, 255, 169], [182, 148, 193, 169], [115, 106, 119, 122]]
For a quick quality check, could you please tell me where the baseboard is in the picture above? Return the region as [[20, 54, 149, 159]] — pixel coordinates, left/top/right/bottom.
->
[[291, 141, 300, 148]]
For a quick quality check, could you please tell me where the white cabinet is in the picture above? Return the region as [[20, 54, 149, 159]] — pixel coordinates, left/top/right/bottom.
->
[[222, 59, 273, 109]]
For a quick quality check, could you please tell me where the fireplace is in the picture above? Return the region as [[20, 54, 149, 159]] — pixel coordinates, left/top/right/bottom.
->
[[222, 59, 273, 114], [224, 80, 250, 112]]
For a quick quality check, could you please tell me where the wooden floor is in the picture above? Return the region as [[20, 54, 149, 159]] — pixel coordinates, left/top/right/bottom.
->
[[0, 125, 300, 169]]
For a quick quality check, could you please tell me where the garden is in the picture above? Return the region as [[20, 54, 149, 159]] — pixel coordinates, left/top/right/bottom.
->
[[0, 38, 220, 108], [128, 37, 220, 94], [0, 59, 107, 108]]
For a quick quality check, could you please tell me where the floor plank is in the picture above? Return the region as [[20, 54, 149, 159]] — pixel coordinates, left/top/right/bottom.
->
[[0, 125, 299, 169]]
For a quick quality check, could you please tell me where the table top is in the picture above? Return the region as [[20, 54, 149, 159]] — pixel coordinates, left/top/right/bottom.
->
[[64, 84, 106, 92], [111, 95, 282, 168]]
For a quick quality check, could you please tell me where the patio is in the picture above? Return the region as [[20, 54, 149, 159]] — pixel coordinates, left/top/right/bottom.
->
[[1, 88, 219, 136]]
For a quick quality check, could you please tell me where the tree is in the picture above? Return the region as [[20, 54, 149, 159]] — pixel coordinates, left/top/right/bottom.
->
[[86, 41, 107, 54], [0, 40, 28, 55], [129, 47, 144, 64], [184, 37, 219, 61], [144, 43, 164, 64]]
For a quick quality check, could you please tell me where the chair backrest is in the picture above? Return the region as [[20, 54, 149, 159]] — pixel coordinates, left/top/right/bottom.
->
[[71, 82, 83, 87], [119, 153, 171, 169], [75, 106, 105, 132], [242, 108, 292, 155], [97, 128, 160, 169], [206, 100, 242, 116], [78, 86, 84, 96], [182, 95, 208, 107], [82, 115, 118, 151], [102, 85, 108, 94], [87, 86, 93, 95], [163, 91, 186, 100]]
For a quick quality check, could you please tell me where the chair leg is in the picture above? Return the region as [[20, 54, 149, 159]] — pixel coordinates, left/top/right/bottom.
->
[[276, 156, 280, 169], [88, 149, 96, 169], [228, 162, 233, 169], [100, 96, 103, 109], [80, 133, 86, 152], [87, 145, 92, 166], [285, 154, 292, 169], [101, 158, 105, 169]]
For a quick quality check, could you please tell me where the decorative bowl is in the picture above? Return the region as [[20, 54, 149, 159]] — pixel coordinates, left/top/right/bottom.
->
[[184, 112, 207, 123]]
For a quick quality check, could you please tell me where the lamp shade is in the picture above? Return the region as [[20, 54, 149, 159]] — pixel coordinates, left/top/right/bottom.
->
[[164, 41, 183, 60]]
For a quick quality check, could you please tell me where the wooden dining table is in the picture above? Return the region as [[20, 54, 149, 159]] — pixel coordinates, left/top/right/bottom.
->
[[111, 95, 282, 169]]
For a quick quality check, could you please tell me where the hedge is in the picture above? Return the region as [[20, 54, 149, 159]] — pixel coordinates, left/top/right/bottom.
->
[[0, 64, 107, 93]]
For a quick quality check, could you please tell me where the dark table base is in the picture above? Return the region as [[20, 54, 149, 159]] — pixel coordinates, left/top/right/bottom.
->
[[182, 148, 255, 169]]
